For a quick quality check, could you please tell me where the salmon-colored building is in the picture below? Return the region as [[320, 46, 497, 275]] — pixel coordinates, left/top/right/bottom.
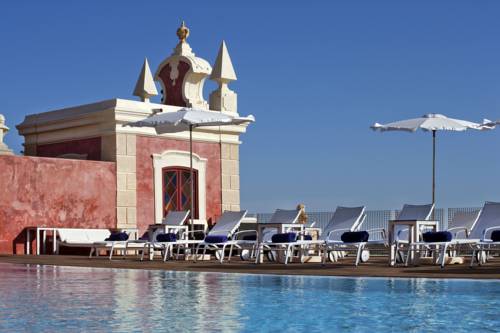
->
[[0, 22, 252, 254]]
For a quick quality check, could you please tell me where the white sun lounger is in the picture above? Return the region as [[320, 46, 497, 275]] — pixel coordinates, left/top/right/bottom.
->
[[194, 210, 252, 263], [254, 208, 303, 264], [318, 206, 377, 266], [135, 210, 191, 261], [393, 203, 435, 262], [57, 228, 113, 257], [120, 210, 190, 261], [405, 208, 482, 268], [469, 202, 500, 267]]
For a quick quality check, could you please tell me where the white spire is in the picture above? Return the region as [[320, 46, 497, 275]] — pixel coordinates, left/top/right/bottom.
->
[[133, 58, 158, 102], [210, 41, 237, 83]]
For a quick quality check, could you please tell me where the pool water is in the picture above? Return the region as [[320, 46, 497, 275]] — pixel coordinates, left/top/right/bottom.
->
[[0, 263, 499, 332]]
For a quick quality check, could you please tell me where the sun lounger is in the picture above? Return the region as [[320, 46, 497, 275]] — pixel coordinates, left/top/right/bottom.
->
[[194, 210, 251, 263], [318, 206, 383, 266], [57, 228, 112, 256], [135, 210, 190, 261], [254, 208, 303, 264], [405, 208, 482, 268], [392, 203, 435, 262], [468, 202, 500, 267]]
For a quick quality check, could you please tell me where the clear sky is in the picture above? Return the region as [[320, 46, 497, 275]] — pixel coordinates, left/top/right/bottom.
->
[[1, 1, 499, 212]]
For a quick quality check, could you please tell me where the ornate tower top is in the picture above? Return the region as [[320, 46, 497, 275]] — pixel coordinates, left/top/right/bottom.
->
[[176, 21, 190, 43], [155, 22, 211, 109]]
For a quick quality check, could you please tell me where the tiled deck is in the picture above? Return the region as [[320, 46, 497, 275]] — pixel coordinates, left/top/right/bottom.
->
[[1, 255, 500, 279]]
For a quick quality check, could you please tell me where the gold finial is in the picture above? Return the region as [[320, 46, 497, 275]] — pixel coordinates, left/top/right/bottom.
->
[[176, 21, 190, 43]]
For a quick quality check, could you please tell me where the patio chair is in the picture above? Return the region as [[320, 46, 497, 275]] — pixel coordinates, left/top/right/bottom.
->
[[404, 208, 482, 268], [469, 202, 500, 267]]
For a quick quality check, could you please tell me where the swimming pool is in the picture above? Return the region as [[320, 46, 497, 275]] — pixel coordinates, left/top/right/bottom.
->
[[0, 263, 498, 332]]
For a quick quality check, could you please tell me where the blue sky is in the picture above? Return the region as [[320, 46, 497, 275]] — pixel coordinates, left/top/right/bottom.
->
[[1, 1, 499, 212]]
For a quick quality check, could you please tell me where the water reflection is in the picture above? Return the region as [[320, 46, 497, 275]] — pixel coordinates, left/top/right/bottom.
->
[[0, 263, 499, 332]]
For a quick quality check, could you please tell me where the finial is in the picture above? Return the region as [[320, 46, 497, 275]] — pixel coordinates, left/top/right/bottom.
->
[[0, 114, 14, 155], [176, 21, 190, 43], [133, 58, 158, 102], [210, 40, 237, 83]]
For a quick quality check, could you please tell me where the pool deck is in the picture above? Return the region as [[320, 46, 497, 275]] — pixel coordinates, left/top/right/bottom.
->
[[1, 255, 500, 279]]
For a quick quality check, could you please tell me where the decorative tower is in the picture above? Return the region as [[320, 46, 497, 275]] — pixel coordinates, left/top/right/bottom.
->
[[155, 21, 212, 109], [209, 41, 238, 113], [0, 114, 14, 155], [133, 58, 158, 102]]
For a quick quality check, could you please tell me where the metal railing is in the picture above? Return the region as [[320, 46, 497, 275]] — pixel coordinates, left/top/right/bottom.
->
[[252, 207, 481, 241]]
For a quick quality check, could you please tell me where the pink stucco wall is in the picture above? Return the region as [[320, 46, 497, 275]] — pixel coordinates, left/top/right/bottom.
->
[[0, 155, 116, 254], [136, 135, 222, 234], [36, 137, 102, 161]]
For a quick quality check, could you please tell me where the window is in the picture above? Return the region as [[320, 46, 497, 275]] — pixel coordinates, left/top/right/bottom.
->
[[162, 167, 198, 218]]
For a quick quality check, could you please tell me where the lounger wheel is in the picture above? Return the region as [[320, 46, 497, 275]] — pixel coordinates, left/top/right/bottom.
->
[[240, 249, 251, 261], [360, 249, 370, 263], [266, 250, 277, 262], [476, 250, 487, 264], [215, 249, 223, 261]]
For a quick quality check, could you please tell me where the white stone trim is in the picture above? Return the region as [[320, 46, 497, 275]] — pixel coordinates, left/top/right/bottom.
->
[[152, 150, 207, 224]]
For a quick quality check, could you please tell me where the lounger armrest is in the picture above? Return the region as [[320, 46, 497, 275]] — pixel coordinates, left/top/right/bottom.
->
[[326, 228, 350, 241], [482, 226, 500, 241], [181, 230, 206, 240], [367, 228, 387, 242], [447, 227, 469, 238], [232, 230, 257, 240]]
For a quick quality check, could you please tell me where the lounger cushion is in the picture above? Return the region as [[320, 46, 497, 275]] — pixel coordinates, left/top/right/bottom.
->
[[242, 235, 257, 241], [341, 231, 369, 243], [156, 233, 177, 242], [271, 233, 296, 243], [105, 232, 129, 242], [422, 231, 452, 243], [490, 230, 500, 242], [205, 235, 228, 243]]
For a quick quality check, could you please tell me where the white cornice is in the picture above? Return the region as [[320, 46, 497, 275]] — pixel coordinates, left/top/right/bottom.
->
[[17, 98, 251, 145]]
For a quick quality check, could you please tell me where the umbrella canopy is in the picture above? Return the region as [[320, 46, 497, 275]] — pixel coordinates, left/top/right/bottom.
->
[[129, 107, 255, 227], [371, 113, 483, 132], [131, 108, 255, 134], [371, 113, 489, 206]]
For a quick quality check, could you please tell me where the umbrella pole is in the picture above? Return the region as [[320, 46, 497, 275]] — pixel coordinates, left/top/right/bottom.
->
[[432, 130, 436, 217], [189, 125, 194, 230]]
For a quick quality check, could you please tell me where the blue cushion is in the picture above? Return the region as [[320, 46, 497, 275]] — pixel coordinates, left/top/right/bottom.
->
[[490, 230, 500, 242], [156, 233, 177, 242], [422, 231, 452, 243], [303, 235, 313, 241], [105, 232, 129, 241], [271, 233, 296, 243], [242, 234, 257, 241], [205, 235, 228, 243], [341, 231, 369, 243]]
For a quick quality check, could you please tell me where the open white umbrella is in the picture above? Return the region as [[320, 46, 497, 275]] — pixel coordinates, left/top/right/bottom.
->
[[371, 113, 490, 205], [130, 108, 255, 226]]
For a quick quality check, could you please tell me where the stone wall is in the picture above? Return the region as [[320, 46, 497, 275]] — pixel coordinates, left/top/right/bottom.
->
[[0, 155, 116, 254]]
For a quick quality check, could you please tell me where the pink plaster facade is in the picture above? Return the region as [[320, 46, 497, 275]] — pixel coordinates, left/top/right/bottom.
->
[[136, 135, 222, 233], [0, 155, 116, 254], [36, 137, 102, 161]]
